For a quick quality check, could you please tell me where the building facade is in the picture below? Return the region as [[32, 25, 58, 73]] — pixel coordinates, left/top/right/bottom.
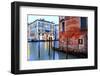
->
[[59, 16, 87, 54], [28, 19, 58, 41]]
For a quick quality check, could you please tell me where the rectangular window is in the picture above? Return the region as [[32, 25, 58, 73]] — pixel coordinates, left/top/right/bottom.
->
[[80, 17, 87, 29], [78, 39, 83, 44]]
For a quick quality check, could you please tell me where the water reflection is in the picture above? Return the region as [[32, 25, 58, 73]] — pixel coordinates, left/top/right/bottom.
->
[[28, 41, 78, 61]]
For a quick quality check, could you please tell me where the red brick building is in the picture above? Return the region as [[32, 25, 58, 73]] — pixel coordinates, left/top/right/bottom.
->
[[59, 16, 87, 54]]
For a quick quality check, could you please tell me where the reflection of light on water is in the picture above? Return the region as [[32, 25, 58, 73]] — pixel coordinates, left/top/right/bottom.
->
[[44, 42, 49, 51], [27, 44, 30, 60], [44, 41, 53, 51], [27, 41, 79, 61], [55, 52, 59, 60]]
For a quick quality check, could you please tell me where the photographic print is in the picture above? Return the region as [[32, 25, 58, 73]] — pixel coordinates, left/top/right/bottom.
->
[[11, 1, 97, 74], [27, 15, 88, 61]]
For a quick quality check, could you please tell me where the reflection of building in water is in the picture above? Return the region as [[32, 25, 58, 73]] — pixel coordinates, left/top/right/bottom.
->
[[53, 24, 59, 40], [28, 19, 59, 41], [59, 16, 87, 54]]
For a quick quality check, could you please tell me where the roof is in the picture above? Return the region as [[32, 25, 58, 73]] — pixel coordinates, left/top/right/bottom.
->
[[28, 19, 55, 25]]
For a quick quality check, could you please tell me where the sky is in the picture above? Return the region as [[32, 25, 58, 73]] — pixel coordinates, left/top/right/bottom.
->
[[28, 15, 59, 24]]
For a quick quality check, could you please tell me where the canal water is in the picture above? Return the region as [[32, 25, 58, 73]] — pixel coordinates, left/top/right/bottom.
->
[[27, 41, 78, 61]]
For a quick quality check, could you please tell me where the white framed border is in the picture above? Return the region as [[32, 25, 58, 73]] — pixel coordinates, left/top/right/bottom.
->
[[20, 6, 95, 70]]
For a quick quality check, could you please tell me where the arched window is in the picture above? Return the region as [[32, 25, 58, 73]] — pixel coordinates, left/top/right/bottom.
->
[[62, 22, 65, 32]]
